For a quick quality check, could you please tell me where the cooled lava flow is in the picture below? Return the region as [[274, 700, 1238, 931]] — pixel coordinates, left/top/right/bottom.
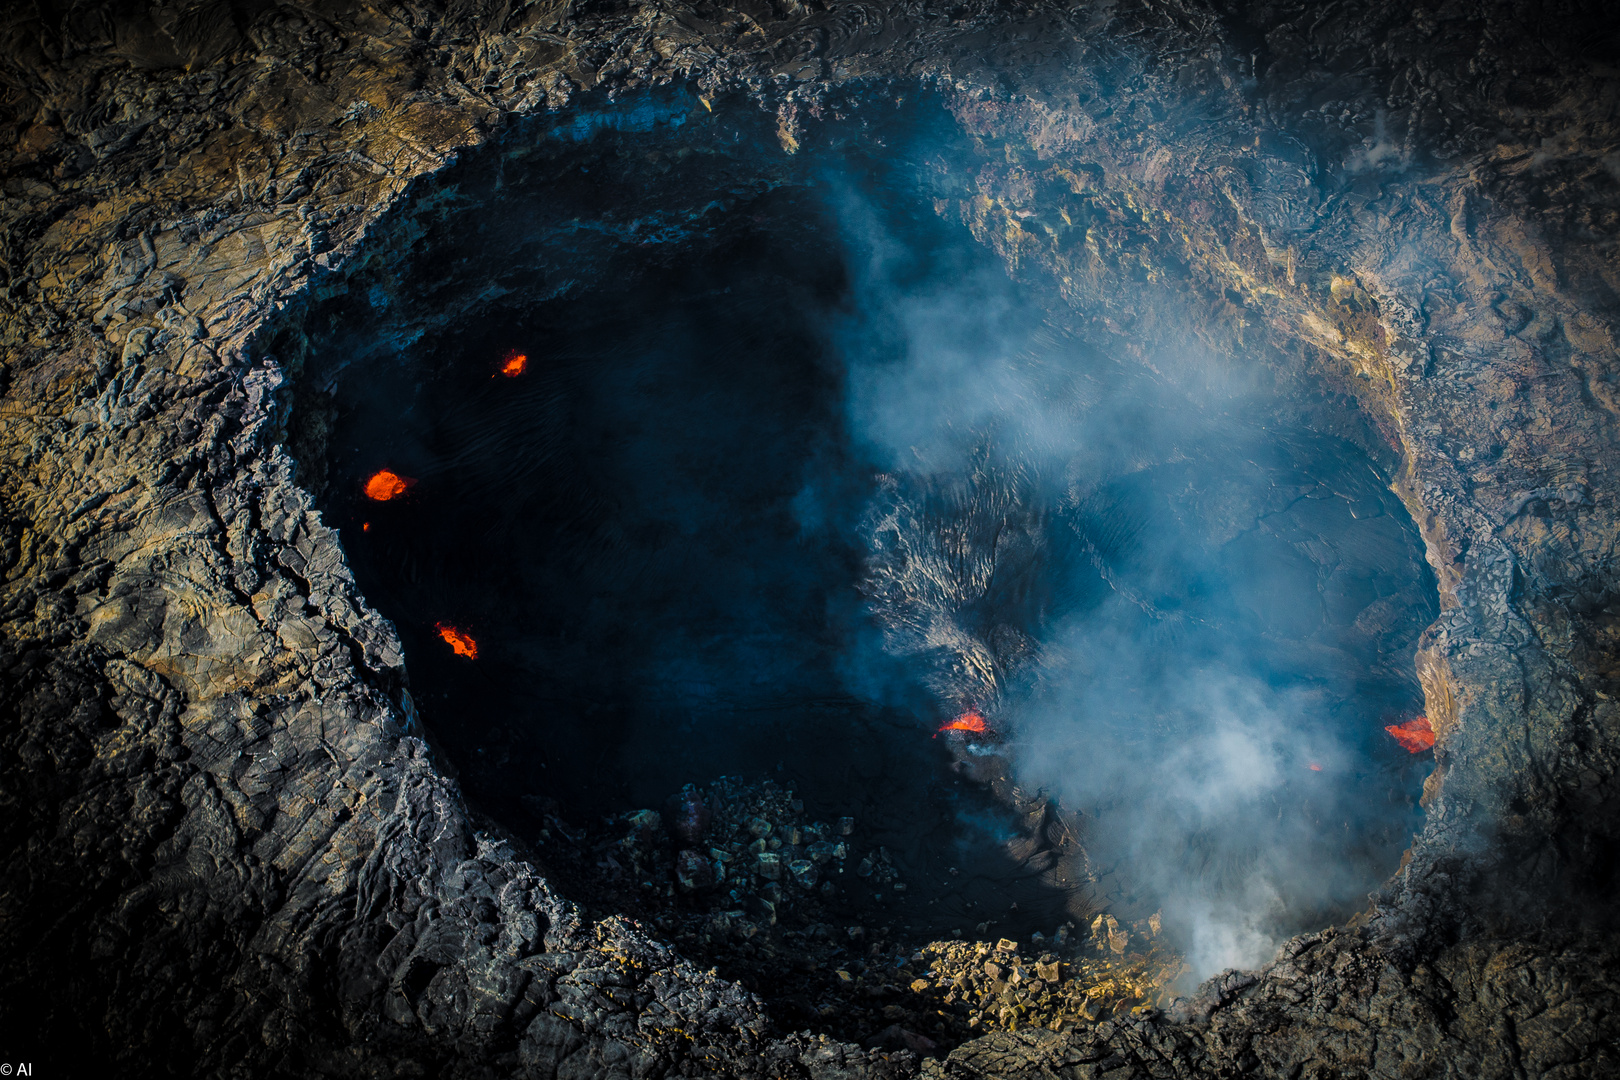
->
[[937, 710, 989, 735], [1385, 715, 1435, 753], [435, 622, 479, 659], [364, 469, 416, 501], [498, 350, 528, 377]]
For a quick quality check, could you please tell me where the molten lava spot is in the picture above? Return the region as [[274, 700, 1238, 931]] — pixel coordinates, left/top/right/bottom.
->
[[937, 711, 989, 736], [1385, 715, 1435, 753], [498, 350, 528, 377], [364, 469, 415, 501], [361, 521, 371, 532], [435, 622, 479, 659]]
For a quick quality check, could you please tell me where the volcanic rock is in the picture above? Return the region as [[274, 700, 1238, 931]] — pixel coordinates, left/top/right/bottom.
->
[[675, 848, 716, 892], [625, 808, 662, 841], [3, 0, 1619, 1077]]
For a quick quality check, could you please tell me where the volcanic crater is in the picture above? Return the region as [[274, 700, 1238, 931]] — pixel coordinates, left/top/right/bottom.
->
[[259, 84, 1442, 1044], [3, 2, 1619, 1078]]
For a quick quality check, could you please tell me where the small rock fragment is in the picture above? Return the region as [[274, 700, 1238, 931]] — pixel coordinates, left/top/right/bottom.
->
[[807, 840, 839, 863], [625, 808, 662, 840], [1091, 914, 1127, 955], [675, 848, 715, 892], [748, 895, 777, 925]]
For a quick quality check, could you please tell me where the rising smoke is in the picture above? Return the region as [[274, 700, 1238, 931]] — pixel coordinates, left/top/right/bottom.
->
[[830, 178, 1429, 976], [310, 90, 1430, 976]]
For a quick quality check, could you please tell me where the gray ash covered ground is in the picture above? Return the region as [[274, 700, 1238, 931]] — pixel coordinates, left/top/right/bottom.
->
[[529, 774, 1178, 1052]]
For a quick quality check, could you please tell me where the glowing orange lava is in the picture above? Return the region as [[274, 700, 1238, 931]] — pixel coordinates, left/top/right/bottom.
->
[[937, 711, 988, 735], [362, 522, 371, 532], [435, 622, 478, 659], [1385, 715, 1435, 753], [364, 469, 415, 501], [498, 350, 528, 377]]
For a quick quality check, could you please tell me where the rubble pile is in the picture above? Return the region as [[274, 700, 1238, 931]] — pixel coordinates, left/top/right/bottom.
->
[[533, 776, 868, 920], [904, 917, 1188, 1038], [535, 779, 884, 948], [527, 775, 1184, 1053]]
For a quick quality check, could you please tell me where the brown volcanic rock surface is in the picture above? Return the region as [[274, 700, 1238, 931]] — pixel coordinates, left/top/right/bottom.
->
[[1, 1, 1618, 1077]]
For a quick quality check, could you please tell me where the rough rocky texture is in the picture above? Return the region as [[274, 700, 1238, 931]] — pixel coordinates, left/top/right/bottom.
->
[[2, 0, 1618, 1077]]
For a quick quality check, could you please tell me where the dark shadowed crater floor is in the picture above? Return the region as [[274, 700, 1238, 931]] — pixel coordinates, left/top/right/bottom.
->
[[283, 104, 1438, 998]]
